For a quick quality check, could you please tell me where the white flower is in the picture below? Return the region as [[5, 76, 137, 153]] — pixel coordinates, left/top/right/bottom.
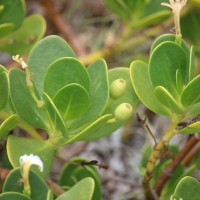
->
[[161, 0, 187, 36], [20, 154, 43, 172], [161, 0, 187, 12], [12, 54, 28, 69], [19, 154, 43, 196]]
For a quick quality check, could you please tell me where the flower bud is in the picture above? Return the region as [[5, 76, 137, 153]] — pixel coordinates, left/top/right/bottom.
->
[[110, 79, 126, 99], [114, 103, 133, 121]]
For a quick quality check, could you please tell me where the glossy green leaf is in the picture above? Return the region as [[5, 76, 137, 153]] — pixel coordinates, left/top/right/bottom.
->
[[43, 93, 68, 145], [154, 86, 183, 114], [0, 115, 19, 140], [171, 176, 200, 200], [186, 102, 200, 116], [181, 74, 200, 107], [0, 0, 25, 36], [7, 135, 55, 178], [0, 71, 9, 111], [53, 84, 89, 120], [67, 114, 113, 143], [178, 121, 200, 134], [130, 60, 170, 115], [149, 41, 187, 97], [59, 157, 101, 200], [176, 69, 184, 94], [0, 192, 31, 200], [0, 14, 46, 55], [3, 168, 49, 200], [68, 59, 109, 132], [0, 65, 7, 73], [56, 177, 94, 200], [150, 34, 190, 83], [27, 35, 76, 97], [9, 68, 48, 130], [44, 57, 89, 98]]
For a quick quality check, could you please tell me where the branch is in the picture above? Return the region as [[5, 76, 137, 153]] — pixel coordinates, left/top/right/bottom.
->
[[153, 134, 200, 196]]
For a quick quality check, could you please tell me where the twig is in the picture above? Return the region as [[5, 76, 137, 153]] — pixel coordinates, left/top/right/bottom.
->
[[46, 179, 65, 196], [153, 134, 200, 196], [40, 0, 88, 57], [136, 113, 157, 145], [143, 122, 177, 200]]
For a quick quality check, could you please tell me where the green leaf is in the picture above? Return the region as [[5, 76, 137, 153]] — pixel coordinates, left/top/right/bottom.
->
[[44, 57, 90, 98], [27, 35, 76, 97], [67, 114, 113, 143], [171, 176, 200, 200], [0, 115, 19, 140], [0, 71, 9, 111], [59, 157, 101, 200], [9, 68, 48, 130], [68, 59, 109, 132], [181, 74, 200, 107], [56, 177, 94, 200], [3, 168, 49, 200], [154, 86, 183, 114], [0, 192, 31, 200], [0, 0, 25, 36], [149, 41, 187, 97], [0, 14, 46, 55], [7, 135, 55, 178], [178, 121, 200, 134], [43, 93, 68, 145], [53, 84, 89, 121], [189, 46, 195, 81], [130, 60, 170, 115], [150, 34, 190, 83], [0, 23, 14, 38]]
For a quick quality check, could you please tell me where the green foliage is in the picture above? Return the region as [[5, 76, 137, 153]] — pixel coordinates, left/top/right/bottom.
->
[[7, 136, 55, 178], [0, 0, 45, 54], [56, 177, 94, 200], [3, 168, 50, 200], [104, 0, 170, 28], [59, 157, 101, 200], [170, 176, 200, 200]]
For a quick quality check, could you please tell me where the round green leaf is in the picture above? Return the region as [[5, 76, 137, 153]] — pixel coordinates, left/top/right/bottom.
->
[[130, 60, 170, 115], [3, 168, 49, 200], [0, 0, 25, 35], [0, 71, 9, 111], [44, 57, 90, 98], [0, 14, 46, 55], [0, 23, 14, 38], [9, 68, 48, 130], [149, 41, 187, 97], [27, 35, 76, 97], [181, 74, 200, 107], [59, 158, 101, 200], [56, 177, 94, 200], [7, 135, 55, 178], [0, 192, 31, 200], [53, 84, 90, 120], [68, 59, 109, 132], [171, 176, 200, 200]]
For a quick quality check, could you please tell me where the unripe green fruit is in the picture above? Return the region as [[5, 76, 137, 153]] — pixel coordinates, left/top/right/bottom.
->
[[110, 79, 126, 99], [114, 103, 133, 121]]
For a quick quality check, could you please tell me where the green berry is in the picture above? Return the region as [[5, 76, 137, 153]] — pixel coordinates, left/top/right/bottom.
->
[[114, 103, 133, 121], [110, 79, 126, 99]]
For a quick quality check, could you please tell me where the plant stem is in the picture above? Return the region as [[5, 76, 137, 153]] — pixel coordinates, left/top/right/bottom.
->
[[142, 122, 177, 200], [153, 134, 200, 196]]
